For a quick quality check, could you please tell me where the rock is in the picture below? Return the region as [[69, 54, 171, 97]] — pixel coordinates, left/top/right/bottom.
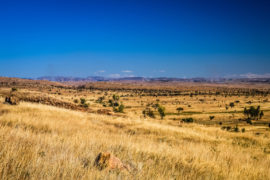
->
[[94, 152, 131, 172], [5, 96, 20, 105]]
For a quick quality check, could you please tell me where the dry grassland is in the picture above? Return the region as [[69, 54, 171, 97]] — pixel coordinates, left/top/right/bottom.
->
[[0, 80, 270, 179]]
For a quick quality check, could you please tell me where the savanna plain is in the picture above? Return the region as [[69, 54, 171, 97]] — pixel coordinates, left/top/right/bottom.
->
[[0, 77, 270, 180]]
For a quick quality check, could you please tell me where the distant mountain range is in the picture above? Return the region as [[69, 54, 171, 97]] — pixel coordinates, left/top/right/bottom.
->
[[36, 76, 270, 83]]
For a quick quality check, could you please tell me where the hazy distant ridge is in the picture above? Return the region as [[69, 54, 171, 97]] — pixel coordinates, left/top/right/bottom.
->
[[36, 76, 270, 83]]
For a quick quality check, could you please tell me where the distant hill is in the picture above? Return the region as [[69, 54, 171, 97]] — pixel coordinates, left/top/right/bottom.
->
[[0, 77, 65, 87], [36, 76, 270, 83], [37, 76, 106, 82]]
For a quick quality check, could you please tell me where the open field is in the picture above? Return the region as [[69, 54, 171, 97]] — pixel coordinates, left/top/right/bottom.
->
[[0, 78, 270, 179]]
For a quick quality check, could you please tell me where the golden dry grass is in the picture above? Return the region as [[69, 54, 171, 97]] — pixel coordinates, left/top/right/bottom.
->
[[0, 97, 270, 179]]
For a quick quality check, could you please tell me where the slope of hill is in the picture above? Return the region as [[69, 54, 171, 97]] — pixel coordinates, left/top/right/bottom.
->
[[0, 100, 269, 179]]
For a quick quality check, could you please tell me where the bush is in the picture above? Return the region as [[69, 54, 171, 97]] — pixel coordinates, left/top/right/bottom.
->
[[182, 118, 194, 123], [142, 108, 155, 118], [96, 96, 105, 104], [118, 104, 124, 113], [82, 103, 89, 108], [108, 99, 119, 107], [221, 126, 231, 131], [233, 126, 239, 132], [176, 107, 184, 114], [74, 99, 78, 103], [114, 104, 124, 113], [209, 116, 215, 120], [11, 87, 17, 92], [241, 128, 245, 133], [157, 104, 165, 119], [80, 98, 86, 105], [246, 118, 252, 125]]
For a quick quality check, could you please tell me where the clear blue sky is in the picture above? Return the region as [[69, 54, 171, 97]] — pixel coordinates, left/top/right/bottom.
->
[[0, 0, 269, 78]]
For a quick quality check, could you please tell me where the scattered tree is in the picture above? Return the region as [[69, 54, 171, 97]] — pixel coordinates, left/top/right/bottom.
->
[[244, 106, 263, 120], [229, 102, 235, 108], [158, 104, 165, 119], [80, 98, 86, 105], [114, 104, 125, 113]]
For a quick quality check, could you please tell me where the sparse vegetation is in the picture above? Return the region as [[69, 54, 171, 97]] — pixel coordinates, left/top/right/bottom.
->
[[142, 108, 155, 118]]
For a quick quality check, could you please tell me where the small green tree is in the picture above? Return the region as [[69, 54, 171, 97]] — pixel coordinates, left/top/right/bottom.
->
[[80, 98, 86, 105], [82, 103, 89, 108], [229, 102, 235, 108], [114, 104, 124, 113], [157, 105, 165, 119]]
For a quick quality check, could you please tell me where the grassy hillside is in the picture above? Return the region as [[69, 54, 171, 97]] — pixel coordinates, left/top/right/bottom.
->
[[0, 99, 270, 179]]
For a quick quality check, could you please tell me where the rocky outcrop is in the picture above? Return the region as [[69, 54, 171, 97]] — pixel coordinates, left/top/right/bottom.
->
[[94, 152, 131, 172]]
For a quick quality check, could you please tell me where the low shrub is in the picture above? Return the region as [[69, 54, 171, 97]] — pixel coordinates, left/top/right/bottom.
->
[[182, 118, 194, 123]]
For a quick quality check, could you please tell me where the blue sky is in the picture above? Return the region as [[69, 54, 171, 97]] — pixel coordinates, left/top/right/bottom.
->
[[0, 0, 270, 78]]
